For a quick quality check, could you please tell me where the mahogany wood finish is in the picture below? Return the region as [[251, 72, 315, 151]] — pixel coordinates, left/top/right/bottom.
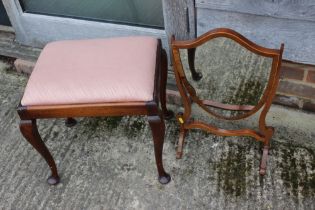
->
[[187, 48, 203, 81], [65, 117, 77, 127], [201, 99, 254, 111], [19, 119, 60, 185], [17, 39, 172, 185], [160, 49, 174, 120], [171, 28, 284, 175]]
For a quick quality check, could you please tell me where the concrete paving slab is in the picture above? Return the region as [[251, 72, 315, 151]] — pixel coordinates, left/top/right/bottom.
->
[[0, 59, 314, 209]]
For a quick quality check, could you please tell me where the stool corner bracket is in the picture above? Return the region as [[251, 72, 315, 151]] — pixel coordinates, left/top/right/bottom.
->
[[17, 103, 29, 120], [145, 100, 159, 116]]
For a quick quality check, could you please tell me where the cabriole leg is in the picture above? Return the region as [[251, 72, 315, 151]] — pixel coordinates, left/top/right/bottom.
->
[[188, 48, 202, 81], [19, 119, 60, 185], [148, 115, 171, 184], [160, 49, 174, 120]]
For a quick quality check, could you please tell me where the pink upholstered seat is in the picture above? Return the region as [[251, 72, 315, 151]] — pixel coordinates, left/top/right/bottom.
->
[[21, 36, 158, 106]]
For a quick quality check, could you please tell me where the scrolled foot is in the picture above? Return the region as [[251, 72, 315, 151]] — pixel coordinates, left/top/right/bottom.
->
[[192, 72, 203, 81], [47, 176, 60, 185], [158, 173, 171, 185], [65, 118, 77, 127]]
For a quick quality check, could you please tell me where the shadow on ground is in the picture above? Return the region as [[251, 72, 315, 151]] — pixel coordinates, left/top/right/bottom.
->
[[0, 59, 314, 209]]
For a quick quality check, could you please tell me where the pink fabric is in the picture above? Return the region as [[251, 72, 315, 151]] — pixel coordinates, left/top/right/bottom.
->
[[21, 36, 158, 106]]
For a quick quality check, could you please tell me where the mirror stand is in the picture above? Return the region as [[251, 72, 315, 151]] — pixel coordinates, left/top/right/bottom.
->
[[171, 28, 284, 175]]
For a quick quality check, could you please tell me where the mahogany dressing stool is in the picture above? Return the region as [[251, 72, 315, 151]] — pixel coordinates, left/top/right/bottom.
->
[[17, 36, 173, 185]]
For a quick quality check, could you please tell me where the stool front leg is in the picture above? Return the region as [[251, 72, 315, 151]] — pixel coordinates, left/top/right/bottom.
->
[[148, 115, 171, 184], [19, 119, 60, 185]]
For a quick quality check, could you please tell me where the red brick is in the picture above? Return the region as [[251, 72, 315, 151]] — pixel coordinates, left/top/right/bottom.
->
[[167, 88, 315, 112], [277, 81, 315, 99], [306, 64, 315, 72], [306, 71, 315, 83], [280, 65, 304, 80]]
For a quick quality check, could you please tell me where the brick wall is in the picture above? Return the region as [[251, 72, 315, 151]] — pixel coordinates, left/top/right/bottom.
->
[[167, 61, 315, 113], [275, 61, 315, 112]]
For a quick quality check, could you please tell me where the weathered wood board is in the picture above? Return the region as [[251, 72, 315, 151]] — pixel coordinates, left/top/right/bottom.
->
[[196, 8, 315, 65], [196, 0, 315, 22], [0, 29, 40, 61], [162, 0, 196, 40]]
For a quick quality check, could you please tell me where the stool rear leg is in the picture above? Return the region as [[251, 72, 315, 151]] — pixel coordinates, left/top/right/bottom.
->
[[148, 114, 171, 184], [188, 48, 202, 81], [19, 119, 60, 185], [160, 49, 174, 120], [65, 117, 77, 127]]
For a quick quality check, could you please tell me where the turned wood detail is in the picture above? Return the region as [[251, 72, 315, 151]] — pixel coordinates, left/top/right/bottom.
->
[[171, 28, 284, 175]]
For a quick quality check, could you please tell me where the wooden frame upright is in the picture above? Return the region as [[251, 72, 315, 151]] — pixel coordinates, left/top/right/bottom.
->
[[17, 39, 173, 185], [171, 28, 284, 175]]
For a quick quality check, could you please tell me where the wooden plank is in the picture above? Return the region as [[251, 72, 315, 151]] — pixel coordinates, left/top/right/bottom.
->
[[0, 30, 40, 61], [196, 0, 315, 22], [162, 0, 195, 40], [197, 8, 315, 65]]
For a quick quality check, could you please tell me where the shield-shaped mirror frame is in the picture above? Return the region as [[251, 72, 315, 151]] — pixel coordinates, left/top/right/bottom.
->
[[171, 28, 284, 175]]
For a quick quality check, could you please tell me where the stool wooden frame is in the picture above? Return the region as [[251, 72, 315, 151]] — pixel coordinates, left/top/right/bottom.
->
[[171, 28, 284, 175], [17, 40, 172, 185]]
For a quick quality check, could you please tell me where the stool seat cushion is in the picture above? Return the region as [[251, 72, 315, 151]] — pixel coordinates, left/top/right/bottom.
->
[[21, 36, 158, 106]]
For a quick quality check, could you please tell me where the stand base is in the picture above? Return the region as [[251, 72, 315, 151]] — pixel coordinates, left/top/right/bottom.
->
[[192, 72, 203, 81]]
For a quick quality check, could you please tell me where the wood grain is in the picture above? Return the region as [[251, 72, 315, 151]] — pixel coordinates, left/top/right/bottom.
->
[[17, 39, 172, 185], [196, 0, 315, 22], [162, 0, 195, 40], [197, 9, 315, 64]]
